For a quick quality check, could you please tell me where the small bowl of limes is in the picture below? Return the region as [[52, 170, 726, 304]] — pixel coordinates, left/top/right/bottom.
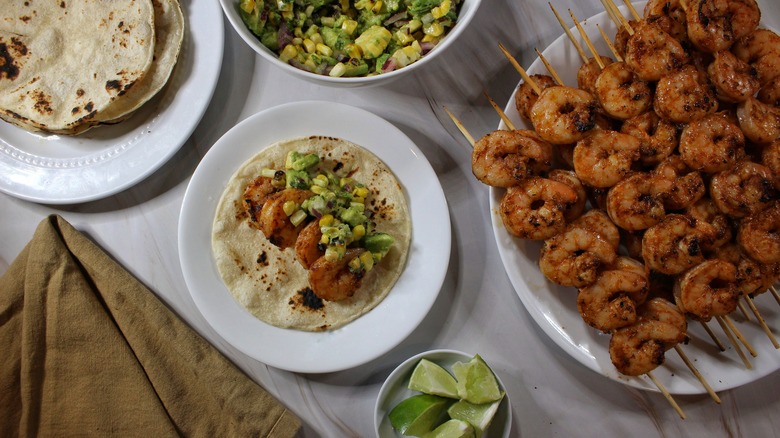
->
[[374, 349, 512, 438]]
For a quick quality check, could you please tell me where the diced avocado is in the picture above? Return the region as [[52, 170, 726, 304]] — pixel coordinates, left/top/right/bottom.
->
[[375, 53, 390, 73], [342, 61, 369, 76], [320, 26, 352, 52], [286, 151, 320, 171], [239, 0, 268, 36], [363, 233, 394, 254], [286, 169, 311, 189], [340, 206, 368, 227], [409, 0, 442, 16]]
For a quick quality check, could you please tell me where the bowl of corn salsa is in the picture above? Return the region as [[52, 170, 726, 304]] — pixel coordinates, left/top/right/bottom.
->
[[219, 0, 481, 86]]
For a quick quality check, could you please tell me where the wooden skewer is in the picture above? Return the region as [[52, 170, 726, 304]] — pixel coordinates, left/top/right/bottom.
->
[[597, 23, 624, 61], [770, 285, 780, 306], [700, 321, 726, 352], [601, 0, 635, 35], [722, 315, 758, 357], [622, 0, 641, 20], [600, 0, 622, 29], [484, 93, 517, 131], [737, 299, 752, 322], [647, 371, 686, 419], [549, 2, 590, 65], [674, 346, 721, 404], [715, 316, 752, 369], [443, 107, 476, 147], [535, 48, 564, 85], [744, 296, 780, 349], [568, 9, 606, 69], [498, 43, 542, 94]]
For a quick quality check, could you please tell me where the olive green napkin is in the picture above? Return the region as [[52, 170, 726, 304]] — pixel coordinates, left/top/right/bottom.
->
[[0, 215, 301, 437]]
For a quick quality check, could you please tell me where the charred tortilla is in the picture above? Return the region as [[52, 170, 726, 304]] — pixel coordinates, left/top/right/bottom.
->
[[212, 136, 411, 331]]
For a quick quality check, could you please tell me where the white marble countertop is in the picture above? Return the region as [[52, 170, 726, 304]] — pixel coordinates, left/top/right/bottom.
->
[[3, 0, 780, 436]]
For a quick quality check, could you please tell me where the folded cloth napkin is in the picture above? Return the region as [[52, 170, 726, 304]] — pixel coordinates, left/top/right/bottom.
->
[[0, 215, 301, 437]]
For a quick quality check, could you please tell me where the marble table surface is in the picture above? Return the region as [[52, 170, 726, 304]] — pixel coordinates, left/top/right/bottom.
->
[[2, 0, 780, 436]]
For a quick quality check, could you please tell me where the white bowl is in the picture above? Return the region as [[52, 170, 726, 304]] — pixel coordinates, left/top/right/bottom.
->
[[219, 0, 481, 87], [374, 349, 512, 438]]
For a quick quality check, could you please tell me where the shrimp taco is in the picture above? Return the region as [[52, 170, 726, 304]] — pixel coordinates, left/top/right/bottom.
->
[[212, 136, 411, 331]]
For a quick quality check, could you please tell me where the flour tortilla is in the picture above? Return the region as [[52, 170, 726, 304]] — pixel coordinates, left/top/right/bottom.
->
[[212, 136, 412, 331], [0, 0, 155, 134]]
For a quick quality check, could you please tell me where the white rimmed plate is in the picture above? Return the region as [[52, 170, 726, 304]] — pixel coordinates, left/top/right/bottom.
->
[[0, 0, 224, 204], [179, 101, 451, 373], [374, 349, 512, 438], [495, 2, 780, 394]]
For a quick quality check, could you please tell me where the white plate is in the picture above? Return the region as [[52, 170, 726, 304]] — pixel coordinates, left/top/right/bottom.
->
[[179, 101, 451, 373], [0, 0, 224, 204], [495, 2, 780, 394], [374, 349, 512, 438]]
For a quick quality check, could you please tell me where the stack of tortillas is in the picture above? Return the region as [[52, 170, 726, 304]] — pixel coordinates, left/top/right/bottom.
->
[[0, 0, 184, 135]]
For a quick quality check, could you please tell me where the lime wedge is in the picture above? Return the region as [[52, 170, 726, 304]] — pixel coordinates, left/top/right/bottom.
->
[[408, 359, 459, 399], [447, 395, 504, 437], [423, 419, 475, 438], [452, 355, 502, 404], [389, 394, 451, 437]]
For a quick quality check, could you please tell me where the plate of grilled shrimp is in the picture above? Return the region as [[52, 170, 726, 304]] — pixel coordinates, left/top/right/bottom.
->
[[450, 0, 780, 416]]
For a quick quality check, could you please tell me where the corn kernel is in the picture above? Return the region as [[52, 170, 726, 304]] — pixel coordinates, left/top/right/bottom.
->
[[311, 185, 326, 195], [340, 0, 350, 11], [282, 9, 294, 20], [325, 247, 340, 262], [344, 43, 362, 59], [348, 257, 362, 271], [319, 214, 335, 227], [312, 174, 328, 187], [372, 0, 383, 13], [423, 22, 444, 37], [280, 44, 298, 62], [352, 224, 366, 240], [359, 251, 374, 270], [353, 187, 370, 199], [316, 43, 333, 57], [320, 234, 329, 244], [292, 37, 303, 46], [240, 0, 256, 14], [329, 62, 347, 77], [303, 38, 316, 53], [283, 201, 298, 216], [311, 33, 324, 44], [395, 29, 415, 45], [342, 19, 359, 35], [431, 0, 451, 18], [290, 209, 307, 226]]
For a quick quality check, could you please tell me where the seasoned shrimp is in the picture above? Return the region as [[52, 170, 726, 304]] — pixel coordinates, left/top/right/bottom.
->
[[529, 86, 598, 145], [642, 214, 715, 275], [609, 298, 687, 376], [578, 56, 614, 96], [679, 112, 745, 173], [685, 0, 760, 53], [548, 169, 587, 221], [736, 97, 780, 144], [578, 257, 649, 333], [607, 172, 669, 231], [594, 62, 654, 121], [620, 111, 679, 166], [243, 174, 283, 229], [573, 130, 642, 188], [761, 139, 780, 189], [295, 220, 325, 269], [737, 201, 780, 264], [686, 197, 734, 248], [308, 248, 366, 301], [644, 0, 689, 43], [499, 177, 579, 240], [258, 188, 313, 248], [758, 75, 780, 107], [732, 28, 780, 86], [673, 259, 740, 321], [539, 226, 618, 287], [653, 155, 706, 210], [712, 242, 777, 296], [614, 20, 641, 59], [570, 209, 621, 250], [710, 160, 776, 218], [654, 64, 718, 123], [708, 49, 760, 103], [624, 21, 689, 82], [472, 129, 554, 188], [515, 74, 557, 121]]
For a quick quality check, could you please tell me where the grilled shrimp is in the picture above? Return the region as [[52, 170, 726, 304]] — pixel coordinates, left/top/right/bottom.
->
[[624, 21, 689, 82], [614, 20, 641, 60], [243, 175, 283, 229], [577, 257, 649, 333], [594, 62, 653, 121], [653, 155, 706, 210], [761, 139, 780, 189], [539, 226, 618, 287], [732, 28, 780, 86], [654, 64, 718, 123], [472, 129, 554, 188], [644, 0, 689, 43], [570, 208, 621, 250], [710, 160, 777, 218], [499, 177, 579, 240], [308, 248, 366, 301], [607, 172, 669, 231], [737, 201, 780, 264], [573, 130, 642, 188], [673, 259, 740, 321], [548, 169, 587, 221], [258, 188, 313, 248], [529, 86, 598, 145], [736, 97, 780, 144], [295, 220, 325, 269], [609, 298, 687, 376], [685, 197, 734, 248], [685, 0, 760, 53], [642, 214, 715, 275], [578, 56, 615, 96], [515, 74, 557, 121], [712, 241, 778, 296], [620, 111, 679, 166], [758, 75, 780, 107], [679, 112, 745, 173], [708, 49, 760, 103]]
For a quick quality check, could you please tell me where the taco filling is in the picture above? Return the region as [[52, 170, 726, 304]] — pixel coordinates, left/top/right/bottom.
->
[[212, 136, 411, 331]]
